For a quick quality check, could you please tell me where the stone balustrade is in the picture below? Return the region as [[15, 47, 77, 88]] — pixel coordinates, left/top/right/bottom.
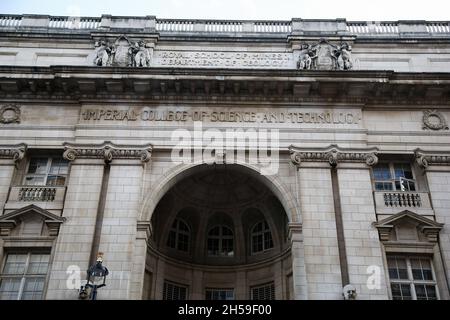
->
[[0, 14, 449, 37], [373, 191, 434, 215]]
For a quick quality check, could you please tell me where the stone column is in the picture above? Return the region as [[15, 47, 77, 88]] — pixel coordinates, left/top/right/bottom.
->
[[0, 144, 26, 209], [416, 150, 450, 294], [45, 141, 152, 300]]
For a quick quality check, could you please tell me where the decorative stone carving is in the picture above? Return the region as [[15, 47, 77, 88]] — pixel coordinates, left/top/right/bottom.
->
[[0, 204, 66, 237], [415, 149, 450, 168], [63, 141, 153, 163], [132, 40, 152, 67], [289, 144, 378, 167], [0, 104, 21, 124], [422, 110, 449, 130], [373, 210, 443, 243], [93, 36, 152, 67], [94, 40, 112, 66], [0, 143, 27, 163], [296, 39, 353, 71]]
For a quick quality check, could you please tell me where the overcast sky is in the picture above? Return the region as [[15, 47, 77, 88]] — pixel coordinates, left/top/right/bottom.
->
[[0, 0, 449, 21]]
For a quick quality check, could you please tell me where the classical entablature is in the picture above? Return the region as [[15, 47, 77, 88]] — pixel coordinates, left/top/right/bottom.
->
[[0, 204, 66, 237], [0, 66, 449, 105], [373, 210, 444, 244], [289, 144, 379, 167], [63, 141, 153, 163]]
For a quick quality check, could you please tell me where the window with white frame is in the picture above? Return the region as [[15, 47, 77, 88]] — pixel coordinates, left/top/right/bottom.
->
[[372, 162, 416, 191], [205, 288, 234, 300], [0, 252, 50, 300], [207, 225, 234, 257], [251, 220, 274, 254], [166, 218, 190, 252], [24, 157, 69, 186], [387, 255, 438, 300], [251, 282, 275, 300], [163, 280, 188, 300]]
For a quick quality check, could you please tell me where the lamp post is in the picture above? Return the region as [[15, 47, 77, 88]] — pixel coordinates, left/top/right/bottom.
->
[[79, 253, 109, 300]]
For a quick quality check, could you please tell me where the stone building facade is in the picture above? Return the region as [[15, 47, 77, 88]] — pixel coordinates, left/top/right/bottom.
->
[[0, 14, 449, 300]]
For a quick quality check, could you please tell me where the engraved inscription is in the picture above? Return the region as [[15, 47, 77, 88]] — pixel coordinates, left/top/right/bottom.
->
[[153, 51, 292, 68], [80, 108, 361, 125]]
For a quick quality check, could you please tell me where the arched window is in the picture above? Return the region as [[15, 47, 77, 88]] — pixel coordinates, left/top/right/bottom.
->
[[207, 225, 234, 257], [251, 220, 274, 254], [167, 218, 190, 252]]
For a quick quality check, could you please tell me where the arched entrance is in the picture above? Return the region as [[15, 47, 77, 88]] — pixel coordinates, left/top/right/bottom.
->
[[142, 163, 295, 300]]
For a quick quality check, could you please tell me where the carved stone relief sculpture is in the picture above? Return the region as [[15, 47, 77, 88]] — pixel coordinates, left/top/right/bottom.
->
[[422, 110, 449, 130], [0, 104, 21, 124], [296, 39, 353, 71], [93, 36, 152, 67]]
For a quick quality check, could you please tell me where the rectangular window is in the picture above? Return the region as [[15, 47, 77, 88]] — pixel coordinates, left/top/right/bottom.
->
[[387, 255, 438, 300], [373, 163, 416, 191], [163, 281, 187, 300], [0, 252, 50, 300], [251, 282, 275, 300], [24, 157, 69, 186], [205, 288, 234, 300]]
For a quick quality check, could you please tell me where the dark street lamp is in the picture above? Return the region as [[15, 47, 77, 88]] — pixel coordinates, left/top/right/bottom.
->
[[79, 253, 109, 300]]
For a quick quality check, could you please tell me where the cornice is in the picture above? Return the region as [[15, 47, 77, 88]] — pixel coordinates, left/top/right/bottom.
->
[[289, 144, 379, 167], [63, 141, 152, 163]]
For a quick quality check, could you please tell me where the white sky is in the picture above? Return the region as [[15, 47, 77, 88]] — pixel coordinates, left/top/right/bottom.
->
[[0, 0, 449, 21]]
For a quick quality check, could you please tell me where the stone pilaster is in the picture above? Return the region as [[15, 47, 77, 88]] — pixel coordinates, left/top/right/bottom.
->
[[415, 149, 450, 294], [46, 141, 152, 300]]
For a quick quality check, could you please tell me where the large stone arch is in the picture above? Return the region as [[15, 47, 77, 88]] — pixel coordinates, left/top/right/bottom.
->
[[139, 160, 301, 224]]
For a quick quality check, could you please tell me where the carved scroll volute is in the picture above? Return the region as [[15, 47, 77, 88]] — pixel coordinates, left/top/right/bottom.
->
[[0, 144, 27, 164], [365, 153, 379, 166], [290, 150, 302, 167], [415, 151, 428, 169]]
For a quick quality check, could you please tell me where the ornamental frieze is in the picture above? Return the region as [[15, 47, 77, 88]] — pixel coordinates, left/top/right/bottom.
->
[[63, 141, 152, 163], [289, 144, 379, 167]]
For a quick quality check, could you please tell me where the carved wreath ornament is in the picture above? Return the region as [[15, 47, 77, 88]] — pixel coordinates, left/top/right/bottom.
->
[[0, 104, 21, 124], [422, 110, 449, 130]]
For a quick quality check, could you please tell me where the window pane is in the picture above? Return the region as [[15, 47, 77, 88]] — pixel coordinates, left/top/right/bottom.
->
[[207, 238, 219, 255], [163, 282, 187, 300], [24, 175, 46, 186], [264, 232, 274, 249], [415, 285, 437, 300], [46, 175, 66, 186], [167, 230, 177, 249], [3, 254, 27, 275], [253, 235, 263, 253], [251, 283, 275, 300], [21, 278, 45, 300], [391, 283, 412, 300], [49, 159, 69, 175], [222, 238, 234, 256], [0, 278, 22, 300], [28, 158, 48, 174], [222, 226, 233, 236], [28, 254, 50, 275], [387, 257, 408, 280], [373, 165, 391, 180], [177, 233, 189, 252], [206, 289, 234, 300]]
